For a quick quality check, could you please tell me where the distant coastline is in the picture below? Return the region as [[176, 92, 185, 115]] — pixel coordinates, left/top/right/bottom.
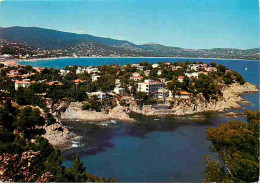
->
[[16, 56, 260, 63]]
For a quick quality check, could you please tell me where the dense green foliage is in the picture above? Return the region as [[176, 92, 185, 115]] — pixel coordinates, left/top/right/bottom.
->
[[0, 102, 116, 182], [204, 110, 259, 182]]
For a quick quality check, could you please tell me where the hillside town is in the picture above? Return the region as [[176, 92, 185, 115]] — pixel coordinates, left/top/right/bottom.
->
[[1, 37, 259, 61], [0, 39, 144, 60]]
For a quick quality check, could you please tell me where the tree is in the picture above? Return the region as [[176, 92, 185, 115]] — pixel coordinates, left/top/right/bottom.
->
[[203, 155, 230, 182], [217, 64, 226, 75], [66, 155, 86, 182], [44, 149, 65, 182], [210, 62, 216, 67], [14, 107, 45, 132], [204, 110, 259, 182], [46, 113, 56, 125]]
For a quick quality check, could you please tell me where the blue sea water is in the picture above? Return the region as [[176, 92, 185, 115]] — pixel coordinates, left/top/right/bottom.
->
[[20, 58, 259, 181], [19, 57, 259, 85]]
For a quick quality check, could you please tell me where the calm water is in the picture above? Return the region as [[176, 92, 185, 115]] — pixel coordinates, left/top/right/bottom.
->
[[19, 57, 259, 85], [20, 58, 259, 181]]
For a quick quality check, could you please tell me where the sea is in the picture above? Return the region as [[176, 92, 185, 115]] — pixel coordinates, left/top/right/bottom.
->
[[19, 58, 259, 181]]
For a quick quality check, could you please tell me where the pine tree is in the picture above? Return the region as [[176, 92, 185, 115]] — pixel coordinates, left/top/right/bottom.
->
[[70, 155, 86, 182]]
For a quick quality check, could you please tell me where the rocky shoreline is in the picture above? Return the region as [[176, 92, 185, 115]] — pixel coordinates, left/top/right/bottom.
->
[[44, 83, 258, 149], [60, 82, 258, 123], [130, 82, 259, 116], [61, 103, 136, 123], [42, 122, 81, 150]]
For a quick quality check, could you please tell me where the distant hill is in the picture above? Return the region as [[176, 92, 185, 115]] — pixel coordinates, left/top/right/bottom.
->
[[0, 26, 136, 49], [0, 26, 259, 60]]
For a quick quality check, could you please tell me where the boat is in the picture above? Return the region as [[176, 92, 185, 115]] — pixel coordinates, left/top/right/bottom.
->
[[245, 67, 248, 71], [109, 120, 117, 124], [99, 122, 109, 126]]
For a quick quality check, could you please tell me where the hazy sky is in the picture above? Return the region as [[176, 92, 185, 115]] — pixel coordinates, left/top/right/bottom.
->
[[0, 0, 259, 49]]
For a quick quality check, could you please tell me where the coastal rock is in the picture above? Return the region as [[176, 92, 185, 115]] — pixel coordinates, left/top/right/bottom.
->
[[224, 112, 245, 118], [131, 82, 258, 116], [61, 102, 135, 123], [42, 123, 78, 149]]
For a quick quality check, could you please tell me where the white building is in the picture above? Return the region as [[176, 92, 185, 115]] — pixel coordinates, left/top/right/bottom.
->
[[206, 67, 217, 72], [115, 79, 121, 87], [152, 64, 159, 68], [157, 70, 162, 76], [172, 66, 183, 71], [91, 74, 100, 82], [153, 88, 169, 99], [189, 63, 207, 71], [130, 72, 143, 81], [185, 72, 199, 79], [114, 87, 125, 95], [131, 63, 140, 68], [144, 70, 150, 76], [130, 76, 143, 81], [178, 76, 184, 82], [76, 67, 84, 74], [132, 72, 140, 77], [87, 91, 106, 100], [85, 67, 99, 74], [137, 79, 164, 94], [137, 66, 145, 70], [60, 69, 70, 76], [15, 80, 31, 90]]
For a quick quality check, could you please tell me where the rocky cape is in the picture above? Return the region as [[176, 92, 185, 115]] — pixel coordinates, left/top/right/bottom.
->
[[130, 82, 259, 116], [61, 103, 136, 123], [60, 82, 258, 122]]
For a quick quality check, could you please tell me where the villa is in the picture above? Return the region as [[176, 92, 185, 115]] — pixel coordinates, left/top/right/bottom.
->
[[15, 80, 31, 90], [138, 79, 164, 94], [189, 63, 207, 71], [153, 88, 169, 99], [178, 76, 185, 82], [91, 74, 100, 82], [130, 76, 143, 81], [114, 87, 125, 95], [87, 91, 106, 100], [206, 67, 217, 72], [185, 72, 199, 79]]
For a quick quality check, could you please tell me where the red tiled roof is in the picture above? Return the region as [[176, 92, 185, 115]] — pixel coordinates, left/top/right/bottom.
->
[[74, 79, 85, 83], [180, 91, 191, 95], [131, 76, 143, 79], [15, 80, 31, 84]]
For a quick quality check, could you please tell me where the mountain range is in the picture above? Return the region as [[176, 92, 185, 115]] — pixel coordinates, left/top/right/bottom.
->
[[0, 26, 259, 60]]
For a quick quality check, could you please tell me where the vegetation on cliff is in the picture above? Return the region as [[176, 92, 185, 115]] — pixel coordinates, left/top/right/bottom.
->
[[204, 110, 259, 182], [0, 101, 116, 182]]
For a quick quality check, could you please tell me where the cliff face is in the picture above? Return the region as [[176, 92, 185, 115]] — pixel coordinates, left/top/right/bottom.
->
[[61, 102, 135, 123], [131, 82, 258, 116]]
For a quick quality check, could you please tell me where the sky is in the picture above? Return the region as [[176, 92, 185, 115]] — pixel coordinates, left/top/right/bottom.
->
[[0, 0, 259, 49]]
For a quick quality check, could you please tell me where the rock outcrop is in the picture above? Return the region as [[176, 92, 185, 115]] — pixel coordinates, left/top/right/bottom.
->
[[131, 82, 258, 116], [42, 123, 79, 149], [61, 103, 135, 123]]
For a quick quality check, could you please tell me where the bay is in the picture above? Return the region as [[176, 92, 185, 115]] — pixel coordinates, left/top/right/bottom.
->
[[19, 57, 259, 181]]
